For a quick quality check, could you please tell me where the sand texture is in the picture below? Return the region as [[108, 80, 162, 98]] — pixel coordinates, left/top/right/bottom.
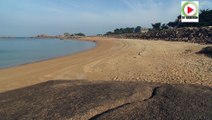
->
[[0, 37, 211, 93]]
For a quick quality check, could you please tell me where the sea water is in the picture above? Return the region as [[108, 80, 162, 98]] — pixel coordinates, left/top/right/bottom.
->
[[0, 38, 96, 68]]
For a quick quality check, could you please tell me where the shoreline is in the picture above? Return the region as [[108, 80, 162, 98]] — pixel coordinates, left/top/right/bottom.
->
[[0, 37, 211, 93], [0, 39, 97, 70], [0, 37, 114, 92]]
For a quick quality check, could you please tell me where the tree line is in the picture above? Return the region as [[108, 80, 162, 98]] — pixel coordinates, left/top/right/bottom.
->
[[166, 9, 212, 28], [105, 26, 143, 35], [64, 33, 85, 37], [105, 9, 212, 35]]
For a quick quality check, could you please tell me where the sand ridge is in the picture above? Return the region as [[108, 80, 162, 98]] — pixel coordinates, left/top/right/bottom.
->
[[0, 37, 211, 92]]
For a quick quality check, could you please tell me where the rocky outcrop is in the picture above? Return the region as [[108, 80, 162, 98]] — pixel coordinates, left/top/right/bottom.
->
[[107, 27, 212, 44], [197, 46, 212, 58], [0, 80, 211, 120]]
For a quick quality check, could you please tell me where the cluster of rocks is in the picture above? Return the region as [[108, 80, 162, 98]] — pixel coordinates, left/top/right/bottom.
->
[[107, 27, 212, 44]]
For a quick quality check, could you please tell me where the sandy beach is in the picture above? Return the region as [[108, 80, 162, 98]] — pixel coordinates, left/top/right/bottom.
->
[[0, 37, 212, 119], [0, 37, 211, 92]]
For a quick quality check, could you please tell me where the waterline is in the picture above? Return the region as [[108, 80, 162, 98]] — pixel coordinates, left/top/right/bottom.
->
[[0, 38, 96, 68]]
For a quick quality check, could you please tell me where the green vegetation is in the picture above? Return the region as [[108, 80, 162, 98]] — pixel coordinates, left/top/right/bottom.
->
[[74, 33, 86, 37], [64, 32, 86, 37], [152, 23, 161, 30], [105, 9, 211, 35], [161, 24, 168, 29], [166, 9, 212, 28], [114, 27, 135, 34], [105, 26, 143, 35], [151, 23, 168, 30], [135, 26, 142, 33], [152, 9, 212, 29]]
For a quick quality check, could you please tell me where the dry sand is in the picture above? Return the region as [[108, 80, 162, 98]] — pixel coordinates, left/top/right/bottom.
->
[[0, 37, 211, 92]]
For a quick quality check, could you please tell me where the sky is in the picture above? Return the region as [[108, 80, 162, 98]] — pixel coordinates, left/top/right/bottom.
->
[[0, 0, 211, 36]]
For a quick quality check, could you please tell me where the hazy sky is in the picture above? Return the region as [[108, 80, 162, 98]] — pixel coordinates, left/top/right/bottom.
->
[[0, 0, 211, 36]]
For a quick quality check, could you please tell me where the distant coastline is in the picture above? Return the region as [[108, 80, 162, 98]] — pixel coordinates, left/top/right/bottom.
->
[[0, 32, 86, 40], [34, 34, 85, 39], [0, 36, 84, 40], [0, 37, 30, 39]]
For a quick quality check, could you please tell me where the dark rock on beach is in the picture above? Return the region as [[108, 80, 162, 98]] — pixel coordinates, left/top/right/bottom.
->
[[0, 80, 211, 120], [197, 46, 212, 58]]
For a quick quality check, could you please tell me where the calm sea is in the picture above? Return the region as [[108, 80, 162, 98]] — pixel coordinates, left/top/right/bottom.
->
[[0, 38, 96, 68]]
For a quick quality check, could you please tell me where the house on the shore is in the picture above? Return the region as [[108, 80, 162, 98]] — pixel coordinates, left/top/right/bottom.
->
[[140, 28, 149, 33]]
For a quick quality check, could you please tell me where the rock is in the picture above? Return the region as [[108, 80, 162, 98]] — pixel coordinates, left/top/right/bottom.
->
[[107, 27, 212, 44], [197, 46, 212, 58], [0, 80, 211, 120]]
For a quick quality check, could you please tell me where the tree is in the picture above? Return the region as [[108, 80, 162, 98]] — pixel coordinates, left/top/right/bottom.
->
[[161, 24, 168, 29], [74, 33, 85, 36], [152, 22, 161, 30], [167, 22, 177, 27], [135, 26, 142, 33], [112, 27, 135, 34], [123, 27, 135, 33], [166, 9, 212, 28], [105, 31, 113, 35], [114, 28, 123, 34], [199, 9, 212, 26]]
